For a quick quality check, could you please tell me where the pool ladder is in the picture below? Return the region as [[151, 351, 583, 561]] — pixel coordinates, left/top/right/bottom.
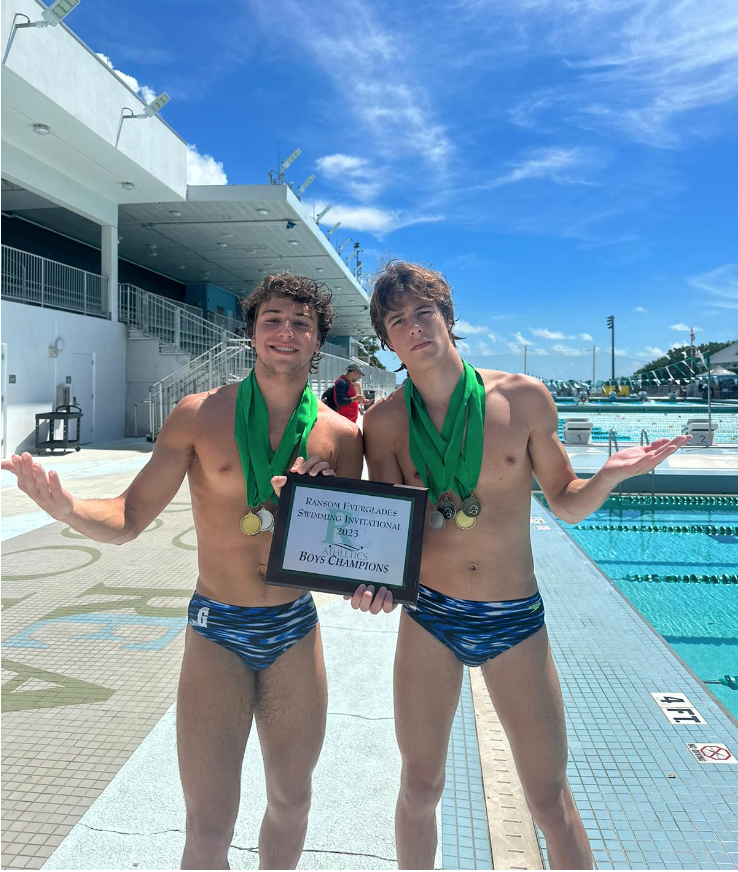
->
[[640, 429, 656, 502], [608, 429, 656, 502]]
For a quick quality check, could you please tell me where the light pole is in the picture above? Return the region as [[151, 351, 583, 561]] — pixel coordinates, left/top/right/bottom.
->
[[606, 315, 615, 382]]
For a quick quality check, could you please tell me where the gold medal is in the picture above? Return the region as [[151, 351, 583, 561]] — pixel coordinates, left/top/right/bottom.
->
[[240, 512, 262, 536], [455, 510, 476, 530]]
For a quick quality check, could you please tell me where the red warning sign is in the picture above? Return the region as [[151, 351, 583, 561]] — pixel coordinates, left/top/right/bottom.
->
[[686, 742, 737, 764]]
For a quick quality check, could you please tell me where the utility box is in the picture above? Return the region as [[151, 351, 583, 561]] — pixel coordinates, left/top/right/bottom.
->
[[683, 419, 717, 447], [563, 419, 593, 444]]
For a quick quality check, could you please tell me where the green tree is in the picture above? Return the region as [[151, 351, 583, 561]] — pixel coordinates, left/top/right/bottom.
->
[[632, 340, 736, 376], [358, 335, 386, 370]]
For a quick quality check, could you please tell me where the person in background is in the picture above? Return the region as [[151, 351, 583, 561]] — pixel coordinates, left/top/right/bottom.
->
[[333, 364, 366, 423]]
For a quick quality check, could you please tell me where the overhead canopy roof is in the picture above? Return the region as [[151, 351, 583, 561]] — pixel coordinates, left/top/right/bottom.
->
[[710, 341, 738, 368], [1, 181, 373, 335]]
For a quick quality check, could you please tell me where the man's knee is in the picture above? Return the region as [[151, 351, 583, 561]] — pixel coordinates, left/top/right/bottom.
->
[[185, 810, 236, 851], [267, 780, 312, 822], [525, 778, 570, 824], [399, 764, 446, 815]]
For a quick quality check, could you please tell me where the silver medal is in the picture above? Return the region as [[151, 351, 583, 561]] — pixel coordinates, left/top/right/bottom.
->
[[462, 495, 481, 517], [428, 510, 446, 531], [436, 497, 457, 520], [257, 508, 275, 533]]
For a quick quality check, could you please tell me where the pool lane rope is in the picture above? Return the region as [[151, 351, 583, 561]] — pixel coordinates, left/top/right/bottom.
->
[[622, 573, 738, 584], [573, 523, 738, 535]]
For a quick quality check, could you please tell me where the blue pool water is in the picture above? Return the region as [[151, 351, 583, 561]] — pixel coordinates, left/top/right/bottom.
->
[[537, 495, 738, 717]]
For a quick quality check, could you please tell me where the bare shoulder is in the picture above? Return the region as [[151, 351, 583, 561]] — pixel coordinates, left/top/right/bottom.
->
[[363, 385, 406, 433], [170, 383, 237, 422], [478, 369, 553, 408], [316, 402, 360, 440]]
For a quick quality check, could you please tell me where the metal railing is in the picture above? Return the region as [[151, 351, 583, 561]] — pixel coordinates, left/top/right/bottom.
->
[[207, 312, 246, 335], [119, 284, 239, 358], [2, 245, 110, 318], [146, 341, 397, 440], [640, 429, 656, 501], [608, 428, 623, 497]]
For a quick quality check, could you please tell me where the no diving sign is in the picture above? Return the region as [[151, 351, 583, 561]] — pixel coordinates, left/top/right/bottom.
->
[[686, 742, 737, 765]]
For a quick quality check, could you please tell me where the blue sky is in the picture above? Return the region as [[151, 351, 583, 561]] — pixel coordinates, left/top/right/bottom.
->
[[72, 0, 737, 379]]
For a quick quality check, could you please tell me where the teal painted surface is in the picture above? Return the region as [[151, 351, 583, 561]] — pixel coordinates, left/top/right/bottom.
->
[[546, 496, 738, 717]]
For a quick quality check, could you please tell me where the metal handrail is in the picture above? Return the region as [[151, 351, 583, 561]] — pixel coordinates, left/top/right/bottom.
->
[[2, 245, 110, 318], [145, 340, 397, 441], [608, 428, 623, 497], [639, 429, 656, 501], [118, 283, 239, 358]]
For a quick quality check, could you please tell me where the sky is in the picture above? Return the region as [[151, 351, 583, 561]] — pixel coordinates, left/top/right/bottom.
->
[[70, 0, 738, 379]]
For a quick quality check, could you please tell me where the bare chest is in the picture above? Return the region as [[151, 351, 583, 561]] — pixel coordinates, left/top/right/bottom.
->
[[395, 392, 532, 498]]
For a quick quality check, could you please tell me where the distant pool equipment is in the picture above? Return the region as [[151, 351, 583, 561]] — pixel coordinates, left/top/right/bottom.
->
[[563, 418, 593, 444], [683, 418, 718, 446], [703, 675, 738, 691]]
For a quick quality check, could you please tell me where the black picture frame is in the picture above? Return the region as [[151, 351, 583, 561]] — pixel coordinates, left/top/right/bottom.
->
[[265, 473, 428, 605]]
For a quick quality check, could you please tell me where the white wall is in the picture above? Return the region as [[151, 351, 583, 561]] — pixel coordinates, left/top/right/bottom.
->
[[1, 300, 127, 455], [125, 337, 190, 437]]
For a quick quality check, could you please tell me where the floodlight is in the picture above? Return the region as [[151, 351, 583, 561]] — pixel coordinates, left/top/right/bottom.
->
[[326, 222, 341, 238], [41, 0, 80, 26], [280, 148, 301, 172], [337, 238, 353, 254], [296, 175, 315, 198], [144, 93, 170, 117], [3, 1, 80, 64], [316, 205, 332, 222]]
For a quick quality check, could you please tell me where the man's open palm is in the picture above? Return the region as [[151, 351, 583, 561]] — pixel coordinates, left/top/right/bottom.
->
[[1, 452, 74, 520], [602, 435, 691, 484]]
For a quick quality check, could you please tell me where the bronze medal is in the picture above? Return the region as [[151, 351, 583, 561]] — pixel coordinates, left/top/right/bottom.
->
[[428, 510, 446, 531], [462, 494, 481, 517], [436, 496, 457, 520], [455, 510, 476, 530], [240, 511, 261, 536], [257, 508, 275, 534]]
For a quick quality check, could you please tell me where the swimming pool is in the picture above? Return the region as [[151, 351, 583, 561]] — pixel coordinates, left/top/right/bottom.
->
[[556, 406, 738, 443], [536, 494, 738, 717]]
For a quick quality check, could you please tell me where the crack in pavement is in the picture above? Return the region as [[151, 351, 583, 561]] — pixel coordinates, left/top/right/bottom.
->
[[231, 844, 396, 863], [328, 711, 393, 721]]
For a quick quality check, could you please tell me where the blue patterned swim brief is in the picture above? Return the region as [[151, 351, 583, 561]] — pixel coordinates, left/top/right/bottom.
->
[[188, 590, 318, 671], [404, 584, 545, 667]]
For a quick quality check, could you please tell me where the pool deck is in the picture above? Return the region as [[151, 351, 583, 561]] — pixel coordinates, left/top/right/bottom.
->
[[2, 440, 737, 870]]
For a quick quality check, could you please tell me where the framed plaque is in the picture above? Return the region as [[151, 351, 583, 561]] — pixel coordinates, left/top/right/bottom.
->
[[265, 473, 428, 605]]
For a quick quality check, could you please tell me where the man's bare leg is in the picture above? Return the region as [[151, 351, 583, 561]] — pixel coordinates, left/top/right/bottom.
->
[[177, 626, 255, 870], [394, 610, 464, 870], [255, 624, 327, 870], [481, 626, 593, 870]]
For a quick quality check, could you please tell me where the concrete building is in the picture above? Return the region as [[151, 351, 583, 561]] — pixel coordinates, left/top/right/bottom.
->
[[1, 0, 392, 457]]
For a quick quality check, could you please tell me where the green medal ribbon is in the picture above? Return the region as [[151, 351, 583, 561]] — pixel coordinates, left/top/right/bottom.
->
[[404, 360, 486, 504], [234, 371, 318, 508]]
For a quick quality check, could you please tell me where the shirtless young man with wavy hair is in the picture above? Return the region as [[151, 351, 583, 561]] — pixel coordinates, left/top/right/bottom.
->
[[4, 273, 362, 870], [350, 260, 688, 870]]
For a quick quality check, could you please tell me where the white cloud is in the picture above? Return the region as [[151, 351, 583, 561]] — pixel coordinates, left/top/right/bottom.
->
[[529, 347, 550, 356], [530, 327, 567, 340], [186, 144, 228, 185], [456, 320, 499, 342], [96, 53, 158, 106], [317, 154, 371, 178], [687, 264, 738, 308], [479, 0, 738, 147], [251, 4, 452, 173], [316, 154, 382, 201], [634, 306, 648, 313], [578, 333, 594, 341], [669, 322, 702, 332], [318, 203, 443, 238], [508, 341, 522, 354], [641, 345, 665, 358], [513, 331, 534, 345], [487, 147, 598, 188], [551, 343, 587, 356]]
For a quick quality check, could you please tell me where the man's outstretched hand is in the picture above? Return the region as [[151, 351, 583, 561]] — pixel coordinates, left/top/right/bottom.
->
[[271, 455, 336, 499], [1, 452, 74, 520], [601, 435, 691, 485], [344, 584, 397, 614]]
